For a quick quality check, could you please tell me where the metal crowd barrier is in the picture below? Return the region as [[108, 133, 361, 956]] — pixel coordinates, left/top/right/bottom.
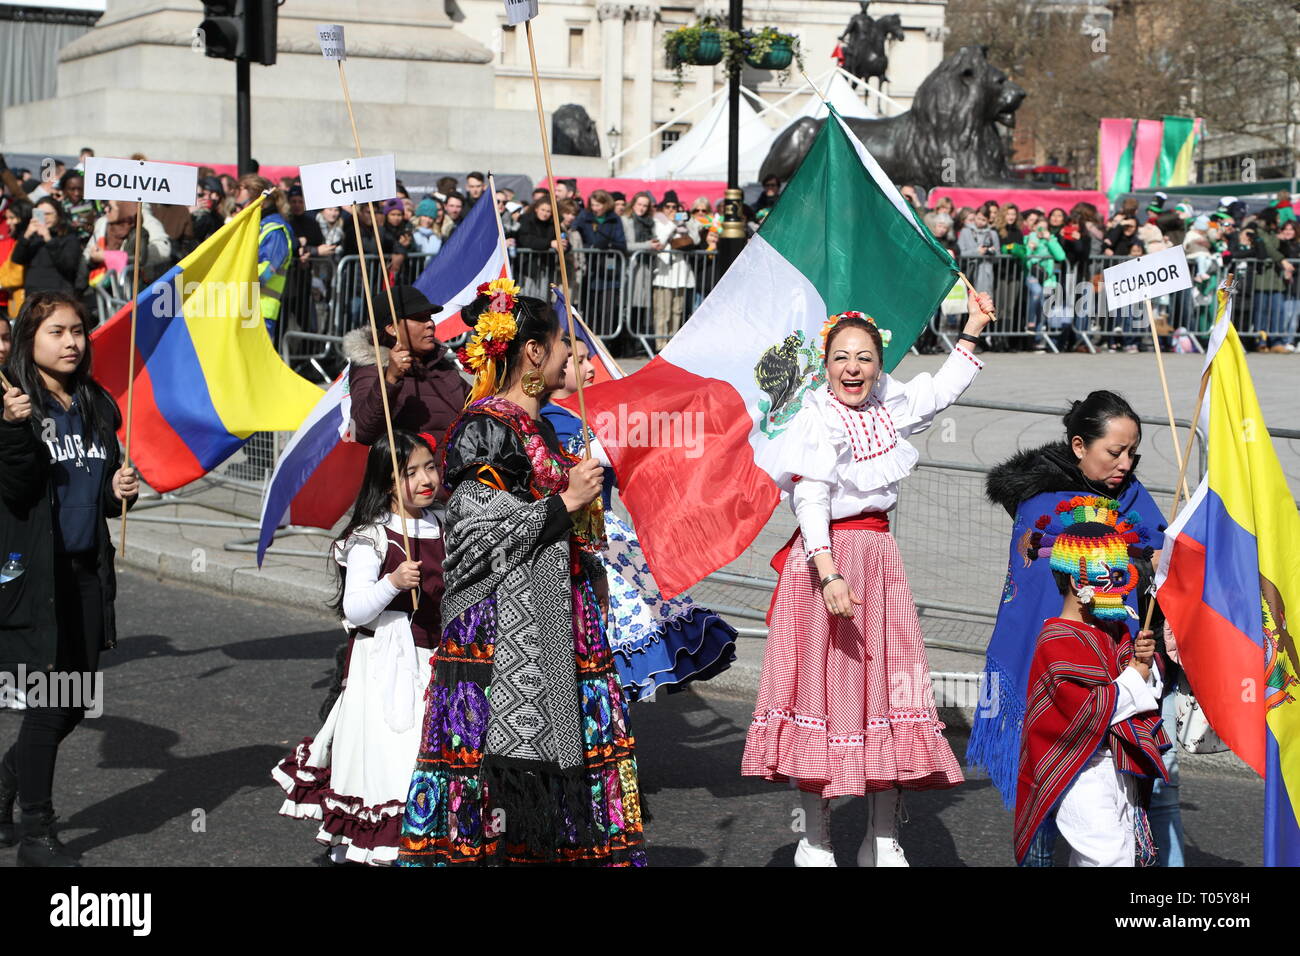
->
[[937, 252, 1300, 355], [622, 248, 722, 355]]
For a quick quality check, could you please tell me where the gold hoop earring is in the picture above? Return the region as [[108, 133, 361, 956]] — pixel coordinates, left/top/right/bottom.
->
[[521, 367, 545, 397]]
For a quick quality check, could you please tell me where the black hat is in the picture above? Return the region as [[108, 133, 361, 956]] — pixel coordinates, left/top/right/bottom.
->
[[661, 189, 682, 206], [199, 176, 225, 197], [377, 285, 442, 327]]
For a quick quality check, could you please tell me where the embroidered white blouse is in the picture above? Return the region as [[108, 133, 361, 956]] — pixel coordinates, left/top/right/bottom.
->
[[774, 347, 984, 561]]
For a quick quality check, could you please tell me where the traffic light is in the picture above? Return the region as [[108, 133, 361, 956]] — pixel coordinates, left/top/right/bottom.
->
[[198, 0, 277, 65]]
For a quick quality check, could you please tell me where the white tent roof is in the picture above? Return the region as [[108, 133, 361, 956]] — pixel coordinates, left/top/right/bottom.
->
[[789, 71, 876, 122], [627, 92, 776, 183]]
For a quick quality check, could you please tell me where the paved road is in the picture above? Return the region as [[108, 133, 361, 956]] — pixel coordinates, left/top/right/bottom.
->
[[0, 570, 1263, 867]]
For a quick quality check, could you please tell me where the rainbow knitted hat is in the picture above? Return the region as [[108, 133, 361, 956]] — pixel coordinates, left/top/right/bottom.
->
[[1026, 495, 1153, 621]]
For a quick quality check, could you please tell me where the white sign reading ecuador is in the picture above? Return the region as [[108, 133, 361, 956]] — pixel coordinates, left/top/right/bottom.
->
[[1102, 245, 1194, 312], [83, 157, 198, 206], [299, 155, 398, 210]]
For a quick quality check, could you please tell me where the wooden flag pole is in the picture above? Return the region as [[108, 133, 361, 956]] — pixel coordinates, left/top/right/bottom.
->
[[118, 199, 145, 554], [1140, 273, 1235, 632], [1144, 297, 1191, 503], [524, 18, 592, 458], [957, 271, 998, 323], [489, 172, 511, 270], [348, 201, 417, 606], [336, 59, 408, 353]]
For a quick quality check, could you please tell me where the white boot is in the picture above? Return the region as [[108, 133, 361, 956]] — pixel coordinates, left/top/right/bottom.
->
[[859, 787, 909, 867], [794, 788, 837, 867]]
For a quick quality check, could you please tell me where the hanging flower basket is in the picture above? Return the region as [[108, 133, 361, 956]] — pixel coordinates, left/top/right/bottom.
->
[[680, 30, 724, 66], [664, 19, 741, 89], [741, 27, 803, 83], [745, 37, 793, 70]]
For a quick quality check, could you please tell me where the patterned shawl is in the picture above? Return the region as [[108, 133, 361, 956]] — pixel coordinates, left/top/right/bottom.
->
[[1013, 618, 1170, 864], [440, 396, 601, 773], [442, 479, 585, 770]]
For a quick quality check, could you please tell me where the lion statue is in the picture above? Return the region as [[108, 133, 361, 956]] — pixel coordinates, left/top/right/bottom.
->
[[759, 45, 1025, 190]]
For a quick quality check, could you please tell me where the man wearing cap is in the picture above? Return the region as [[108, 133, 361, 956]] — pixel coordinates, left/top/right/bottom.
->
[[343, 284, 469, 444]]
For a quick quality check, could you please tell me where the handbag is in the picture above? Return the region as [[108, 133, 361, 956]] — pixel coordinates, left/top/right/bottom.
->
[[1174, 687, 1229, 754]]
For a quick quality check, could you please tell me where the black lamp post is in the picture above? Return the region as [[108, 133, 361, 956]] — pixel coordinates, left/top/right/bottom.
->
[[717, 0, 746, 272]]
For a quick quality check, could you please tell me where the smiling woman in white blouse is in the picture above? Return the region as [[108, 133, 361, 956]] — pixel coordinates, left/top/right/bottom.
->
[[741, 290, 997, 868]]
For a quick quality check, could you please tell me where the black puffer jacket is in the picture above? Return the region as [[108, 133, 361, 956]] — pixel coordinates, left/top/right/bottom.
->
[[986, 439, 1169, 647], [0, 383, 132, 672]]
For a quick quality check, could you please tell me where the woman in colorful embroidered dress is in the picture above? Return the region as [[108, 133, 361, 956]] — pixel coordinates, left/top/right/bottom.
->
[[272, 430, 445, 864], [398, 280, 646, 866], [540, 334, 738, 701], [741, 291, 995, 868]]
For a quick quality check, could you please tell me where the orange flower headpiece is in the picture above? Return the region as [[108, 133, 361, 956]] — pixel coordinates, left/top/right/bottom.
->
[[821, 310, 893, 350], [458, 278, 521, 403]]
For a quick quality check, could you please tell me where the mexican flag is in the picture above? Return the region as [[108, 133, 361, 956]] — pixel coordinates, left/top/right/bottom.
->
[[581, 109, 959, 598]]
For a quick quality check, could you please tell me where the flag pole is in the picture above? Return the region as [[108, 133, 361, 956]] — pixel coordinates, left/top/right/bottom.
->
[[347, 201, 417, 606], [524, 18, 591, 458], [1144, 297, 1191, 502], [488, 172, 511, 274], [1141, 273, 1235, 632], [118, 199, 145, 555], [336, 59, 408, 354]]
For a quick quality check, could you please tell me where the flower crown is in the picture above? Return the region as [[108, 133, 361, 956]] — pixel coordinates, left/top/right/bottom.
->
[[821, 310, 893, 350], [456, 278, 520, 374]]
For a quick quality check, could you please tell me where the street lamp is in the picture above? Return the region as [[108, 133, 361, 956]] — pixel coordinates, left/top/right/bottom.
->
[[607, 125, 622, 177], [717, 0, 746, 272]]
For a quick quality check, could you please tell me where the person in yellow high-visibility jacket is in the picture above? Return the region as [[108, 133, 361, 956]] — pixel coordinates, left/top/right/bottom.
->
[[234, 174, 296, 341]]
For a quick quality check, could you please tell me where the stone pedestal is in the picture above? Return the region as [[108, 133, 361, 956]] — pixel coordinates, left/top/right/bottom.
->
[[2, 0, 603, 177]]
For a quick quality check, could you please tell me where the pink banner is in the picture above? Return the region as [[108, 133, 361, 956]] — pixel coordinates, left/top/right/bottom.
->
[[928, 187, 1112, 218], [1097, 118, 1133, 193], [1131, 119, 1163, 191], [539, 176, 727, 206], [197, 162, 302, 185]]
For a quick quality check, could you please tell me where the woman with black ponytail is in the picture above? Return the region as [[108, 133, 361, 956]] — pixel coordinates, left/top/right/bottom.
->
[[398, 279, 646, 866], [273, 429, 445, 865], [0, 291, 138, 867], [969, 389, 1185, 866]]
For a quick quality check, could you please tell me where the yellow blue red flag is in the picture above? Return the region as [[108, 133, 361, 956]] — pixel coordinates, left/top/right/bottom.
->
[[1155, 284, 1300, 865], [91, 200, 324, 491]]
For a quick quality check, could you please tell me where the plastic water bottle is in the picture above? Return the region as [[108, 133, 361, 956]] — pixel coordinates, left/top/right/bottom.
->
[[0, 554, 24, 584]]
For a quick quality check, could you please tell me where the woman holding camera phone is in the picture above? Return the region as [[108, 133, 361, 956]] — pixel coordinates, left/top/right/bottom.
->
[[11, 199, 82, 298]]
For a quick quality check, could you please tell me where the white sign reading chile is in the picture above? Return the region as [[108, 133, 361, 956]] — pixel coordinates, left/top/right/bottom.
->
[[299, 155, 398, 210]]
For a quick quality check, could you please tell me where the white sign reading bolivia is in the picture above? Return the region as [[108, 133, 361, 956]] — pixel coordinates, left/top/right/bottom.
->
[[1102, 245, 1194, 311], [299, 155, 397, 210], [503, 0, 538, 25], [84, 157, 198, 206], [317, 24, 345, 60]]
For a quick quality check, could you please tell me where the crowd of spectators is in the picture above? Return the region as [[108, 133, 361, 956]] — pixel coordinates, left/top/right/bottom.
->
[[912, 187, 1300, 354], [15, 148, 1285, 359]]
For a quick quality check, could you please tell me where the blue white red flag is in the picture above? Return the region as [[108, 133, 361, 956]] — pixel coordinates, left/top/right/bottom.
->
[[256, 371, 368, 566], [414, 187, 510, 340]]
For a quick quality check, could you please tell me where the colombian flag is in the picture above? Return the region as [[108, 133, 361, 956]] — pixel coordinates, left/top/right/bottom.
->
[[1155, 284, 1300, 865], [91, 201, 324, 492]]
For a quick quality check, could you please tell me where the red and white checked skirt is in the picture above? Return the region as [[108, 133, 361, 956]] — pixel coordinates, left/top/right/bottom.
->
[[741, 526, 964, 799]]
